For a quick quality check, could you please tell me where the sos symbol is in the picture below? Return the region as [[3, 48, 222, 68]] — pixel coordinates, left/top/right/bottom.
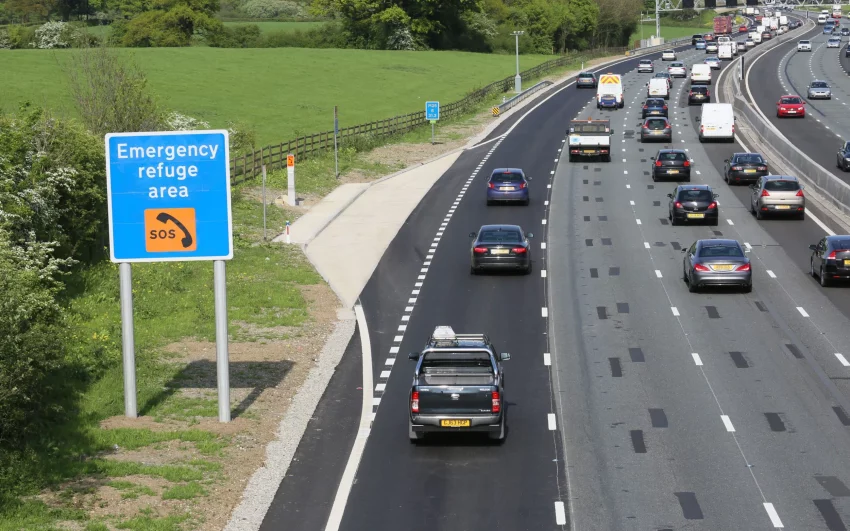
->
[[144, 208, 197, 253], [150, 228, 178, 240]]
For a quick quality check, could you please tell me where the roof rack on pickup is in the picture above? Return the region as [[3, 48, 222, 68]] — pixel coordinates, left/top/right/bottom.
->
[[427, 326, 490, 348]]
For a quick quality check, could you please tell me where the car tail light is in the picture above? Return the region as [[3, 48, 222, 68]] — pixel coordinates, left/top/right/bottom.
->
[[643, 105, 648, 109], [732, 125, 736, 134], [761, 189, 770, 197], [707, 90, 711, 96], [735, 263, 751, 272], [694, 263, 711, 272], [684, 160, 690, 167], [473, 246, 488, 254], [519, 182, 527, 189], [732, 166, 742, 170], [674, 201, 683, 208], [411, 391, 419, 413], [796, 189, 804, 197], [708, 202, 717, 209], [700, 125, 705, 133], [655, 160, 662, 167], [488, 182, 495, 189], [689, 91, 694, 96], [663, 105, 668, 110], [511, 247, 527, 254], [828, 250, 837, 259], [491, 391, 501, 413]]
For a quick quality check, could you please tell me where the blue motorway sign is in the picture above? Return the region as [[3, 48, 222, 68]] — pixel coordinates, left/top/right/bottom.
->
[[425, 101, 440, 121], [105, 130, 234, 263]]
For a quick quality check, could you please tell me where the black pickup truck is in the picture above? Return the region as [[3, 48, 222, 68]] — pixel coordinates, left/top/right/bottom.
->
[[407, 326, 510, 443]]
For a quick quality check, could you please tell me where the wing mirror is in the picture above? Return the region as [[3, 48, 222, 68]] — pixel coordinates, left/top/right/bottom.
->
[[695, 116, 701, 122], [650, 156, 656, 160], [469, 232, 477, 238], [500, 352, 511, 361], [526, 232, 534, 238], [667, 193, 674, 198], [809, 244, 818, 251], [408, 351, 420, 360], [690, 159, 695, 164], [724, 158, 729, 163], [713, 193, 720, 198], [610, 129, 615, 134], [680, 248, 688, 253]]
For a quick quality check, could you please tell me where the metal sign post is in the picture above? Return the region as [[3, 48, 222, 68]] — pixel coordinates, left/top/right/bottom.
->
[[425, 102, 440, 145], [262, 164, 267, 241], [105, 129, 234, 422], [287, 154, 296, 206], [333, 106, 340, 179]]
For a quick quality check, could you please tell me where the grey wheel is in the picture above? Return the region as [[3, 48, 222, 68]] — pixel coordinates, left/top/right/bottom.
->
[[688, 274, 698, 293], [742, 283, 752, 293], [470, 266, 477, 275], [821, 265, 831, 287], [811, 259, 816, 278], [523, 261, 532, 275]]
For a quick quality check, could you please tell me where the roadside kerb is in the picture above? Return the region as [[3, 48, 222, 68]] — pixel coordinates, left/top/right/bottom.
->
[[719, 17, 850, 224]]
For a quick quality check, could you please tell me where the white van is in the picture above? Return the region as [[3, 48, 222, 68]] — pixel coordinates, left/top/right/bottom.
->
[[596, 73, 624, 109], [750, 31, 762, 43], [818, 14, 828, 24], [691, 63, 712, 85], [718, 42, 733, 60], [647, 78, 670, 99], [698, 103, 735, 143]]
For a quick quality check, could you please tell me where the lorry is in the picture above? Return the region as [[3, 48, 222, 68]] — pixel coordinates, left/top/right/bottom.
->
[[833, 5, 842, 18], [779, 15, 788, 27], [407, 326, 510, 442], [769, 17, 779, 30], [746, 6, 755, 15], [596, 73, 624, 109], [718, 42, 734, 60], [567, 119, 613, 162], [714, 15, 735, 34]]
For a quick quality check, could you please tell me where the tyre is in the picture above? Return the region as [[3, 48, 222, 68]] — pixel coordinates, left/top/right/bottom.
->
[[409, 423, 423, 443], [523, 261, 532, 275], [523, 198, 530, 206], [470, 266, 477, 275], [487, 200, 494, 206], [797, 211, 805, 220], [811, 259, 816, 278], [688, 275, 699, 293], [671, 216, 678, 226], [821, 265, 831, 287], [742, 284, 753, 293], [756, 207, 764, 220], [488, 414, 506, 442]]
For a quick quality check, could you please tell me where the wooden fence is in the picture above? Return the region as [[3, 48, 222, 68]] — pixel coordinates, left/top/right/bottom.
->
[[231, 46, 627, 183]]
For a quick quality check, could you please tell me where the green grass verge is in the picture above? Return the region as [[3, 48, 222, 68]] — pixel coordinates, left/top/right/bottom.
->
[[107, 480, 157, 499], [116, 514, 188, 531], [0, 48, 558, 147], [161, 482, 207, 500]]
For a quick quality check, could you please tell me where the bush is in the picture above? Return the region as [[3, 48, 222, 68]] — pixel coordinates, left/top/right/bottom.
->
[[121, 10, 192, 46], [164, 111, 210, 130], [34, 21, 71, 48], [206, 23, 262, 47], [260, 21, 349, 48], [4, 25, 36, 49], [0, 229, 72, 450], [242, 0, 308, 19]]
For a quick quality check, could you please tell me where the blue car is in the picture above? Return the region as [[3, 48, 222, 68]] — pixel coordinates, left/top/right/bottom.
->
[[695, 40, 707, 49], [642, 97, 668, 118], [486, 168, 529, 206]]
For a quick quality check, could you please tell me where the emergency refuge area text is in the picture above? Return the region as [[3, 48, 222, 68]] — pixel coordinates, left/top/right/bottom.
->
[[114, 142, 221, 199]]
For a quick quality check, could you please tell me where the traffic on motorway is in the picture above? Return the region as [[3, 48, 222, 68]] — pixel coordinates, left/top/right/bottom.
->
[[275, 7, 850, 531]]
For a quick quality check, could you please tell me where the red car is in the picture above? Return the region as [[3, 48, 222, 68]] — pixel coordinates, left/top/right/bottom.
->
[[703, 33, 715, 41], [776, 95, 806, 118], [739, 25, 748, 32]]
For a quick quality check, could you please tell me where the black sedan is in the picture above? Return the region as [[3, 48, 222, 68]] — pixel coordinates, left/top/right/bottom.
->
[[810, 235, 850, 286], [838, 141, 850, 171], [683, 239, 752, 293], [639, 117, 672, 142], [668, 184, 718, 226], [724, 152, 768, 184], [576, 72, 598, 88], [651, 149, 691, 181], [688, 86, 711, 105], [642, 97, 668, 118], [469, 224, 533, 275]]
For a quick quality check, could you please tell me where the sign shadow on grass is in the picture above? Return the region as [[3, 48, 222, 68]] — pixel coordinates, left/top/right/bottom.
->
[[141, 360, 295, 420]]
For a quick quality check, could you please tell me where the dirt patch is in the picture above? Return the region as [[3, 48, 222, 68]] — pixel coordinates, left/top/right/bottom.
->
[[84, 281, 340, 530]]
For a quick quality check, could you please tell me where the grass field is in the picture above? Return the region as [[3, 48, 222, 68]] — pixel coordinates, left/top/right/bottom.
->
[[0, 48, 556, 147], [630, 24, 704, 43]]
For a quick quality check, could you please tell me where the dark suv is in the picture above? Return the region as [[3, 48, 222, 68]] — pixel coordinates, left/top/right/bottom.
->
[[688, 85, 711, 105], [668, 184, 719, 226], [651, 149, 691, 181], [692, 33, 704, 45], [724, 152, 768, 184], [577, 72, 598, 88], [642, 98, 668, 118], [838, 141, 850, 171]]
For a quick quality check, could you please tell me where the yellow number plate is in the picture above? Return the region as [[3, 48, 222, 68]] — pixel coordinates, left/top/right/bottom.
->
[[712, 264, 735, 271], [744, 169, 756, 173], [687, 213, 705, 218], [775, 205, 791, 209], [668, 169, 679, 174], [491, 249, 510, 255], [499, 187, 512, 191], [584, 149, 596, 153], [844, 260, 850, 266], [441, 419, 471, 427]]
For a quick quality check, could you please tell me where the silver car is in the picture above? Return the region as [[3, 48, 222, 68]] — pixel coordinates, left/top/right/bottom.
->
[[807, 80, 832, 99], [662, 50, 677, 61], [706, 42, 719, 53], [638, 59, 654, 73], [704, 56, 721, 70], [667, 61, 687, 77], [750, 175, 806, 219], [797, 40, 812, 51], [682, 239, 752, 293], [828, 37, 842, 48]]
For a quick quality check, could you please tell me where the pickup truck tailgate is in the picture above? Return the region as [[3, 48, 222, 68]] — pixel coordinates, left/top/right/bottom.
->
[[417, 385, 494, 415], [570, 135, 610, 147]]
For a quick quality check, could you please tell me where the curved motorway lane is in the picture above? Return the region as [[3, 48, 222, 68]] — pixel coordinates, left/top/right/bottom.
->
[[261, 27, 850, 531]]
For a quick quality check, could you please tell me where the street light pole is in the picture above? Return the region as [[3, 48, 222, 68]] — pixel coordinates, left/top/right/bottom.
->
[[655, 0, 661, 42], [511, 30, 525, 93]]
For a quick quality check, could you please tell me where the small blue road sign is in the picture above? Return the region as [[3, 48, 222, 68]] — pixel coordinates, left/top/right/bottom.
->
[[426, 101, 440, 120], [105, 130, 234, 263]]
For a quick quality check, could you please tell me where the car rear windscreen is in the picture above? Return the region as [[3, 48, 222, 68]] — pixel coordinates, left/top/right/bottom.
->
[[646, 119, 668, 130], [572, 123, 608, 134], [660, 152, 687, 161], [699, 245, 744, 257], [490, 172, 523, 182], [422, 351, 492, 368], [735, 154, 764, 164], [678, 190, 712, 202], [832, 240, 850, 250], [479, 230, 521, 243], [765, 180, 801, 191], [691, 86, 708, 93], [579, 73, 594, 78]]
